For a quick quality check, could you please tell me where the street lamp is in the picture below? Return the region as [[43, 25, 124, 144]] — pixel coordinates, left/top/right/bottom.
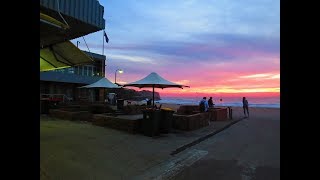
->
[[115, 69, 123, 84]]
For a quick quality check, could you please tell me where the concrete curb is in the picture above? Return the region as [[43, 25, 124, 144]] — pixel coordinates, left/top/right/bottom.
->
[[170, 117, 247, 155]]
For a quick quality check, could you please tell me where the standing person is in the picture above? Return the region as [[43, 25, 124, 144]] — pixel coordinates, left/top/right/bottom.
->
[[208, 97, 214, 108], [199, 97, 209, 112], [242, 97, 249, 117]]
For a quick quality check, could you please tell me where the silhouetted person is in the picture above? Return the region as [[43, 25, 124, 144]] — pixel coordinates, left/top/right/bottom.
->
[[242, 97, 249, 117], [208, 97, 214, 108], [199, 97, 209, 112]]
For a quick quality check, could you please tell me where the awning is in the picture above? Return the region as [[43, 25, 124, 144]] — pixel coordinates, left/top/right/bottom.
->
[[40, 12, 69, 30], [40, 41, 94, 71]]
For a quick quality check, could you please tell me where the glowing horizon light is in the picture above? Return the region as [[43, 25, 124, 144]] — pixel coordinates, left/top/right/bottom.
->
[[108, 54, 155, 64], [240, 73, 280, 79], [270, 74, 280, 79]]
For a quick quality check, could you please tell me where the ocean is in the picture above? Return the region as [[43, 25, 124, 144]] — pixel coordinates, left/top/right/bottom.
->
[[156, 96, 280, 108]]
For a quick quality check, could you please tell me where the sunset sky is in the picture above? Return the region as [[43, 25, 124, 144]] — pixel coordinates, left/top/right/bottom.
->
[[72, 0, 280, 97]]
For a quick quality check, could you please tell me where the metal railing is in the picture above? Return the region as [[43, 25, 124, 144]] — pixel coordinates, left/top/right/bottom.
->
[[40, 93, 72, 103]]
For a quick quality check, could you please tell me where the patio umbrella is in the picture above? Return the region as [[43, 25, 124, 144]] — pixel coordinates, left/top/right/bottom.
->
[[79, 77, 120, 88], [78, 77, 120, 102], [123, 72, 189, 106]]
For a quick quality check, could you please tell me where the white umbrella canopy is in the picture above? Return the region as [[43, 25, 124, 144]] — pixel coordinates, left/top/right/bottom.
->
[[78, 77, 120, 102], [123, 72, 189, 106], [79, 77, 120, 88]]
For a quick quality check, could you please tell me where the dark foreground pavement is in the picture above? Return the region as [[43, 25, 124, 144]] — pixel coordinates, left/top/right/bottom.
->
[[41, 107, 279, 180], [171, 112, 280, 180]]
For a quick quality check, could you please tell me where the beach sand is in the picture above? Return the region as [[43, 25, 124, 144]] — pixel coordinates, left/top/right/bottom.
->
[[159, 103, 280, 120], [124, 100, 280, 120]]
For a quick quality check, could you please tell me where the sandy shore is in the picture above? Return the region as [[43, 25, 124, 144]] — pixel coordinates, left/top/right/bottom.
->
[[124, 100, 280, 121], [159, 103, 280, 120]]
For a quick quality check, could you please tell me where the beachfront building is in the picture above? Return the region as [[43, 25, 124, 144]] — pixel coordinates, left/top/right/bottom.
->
[[40, 51, 106, 102], [40, 0, 105, 48], [40, 0, 107, 105], [40, 0, 106, 71]]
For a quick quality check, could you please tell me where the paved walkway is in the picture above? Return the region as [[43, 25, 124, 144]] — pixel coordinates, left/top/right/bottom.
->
[[40, 109, 244, 180], [172, 110, 280, 180]]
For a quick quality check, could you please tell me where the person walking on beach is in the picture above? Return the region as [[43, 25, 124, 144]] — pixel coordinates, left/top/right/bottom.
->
[[199, 97, 209, 112], [242, 97, 249, 117], [208, 97, 214, 108]]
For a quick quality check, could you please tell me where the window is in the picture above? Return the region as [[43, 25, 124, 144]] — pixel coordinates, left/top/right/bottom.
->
[[92, 67, 95, 76], [83, 66, 87, 76], [87, 66, 91, 76], [68, 67, 74, 74], [79, 66, 83, 75], [74, 66, 79, 74]]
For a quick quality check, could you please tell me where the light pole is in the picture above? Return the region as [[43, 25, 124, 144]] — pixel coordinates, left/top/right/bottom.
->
[[115, 69, 123, 84]]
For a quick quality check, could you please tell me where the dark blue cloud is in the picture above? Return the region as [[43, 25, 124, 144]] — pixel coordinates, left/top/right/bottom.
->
[[106, 33, 279, 62]]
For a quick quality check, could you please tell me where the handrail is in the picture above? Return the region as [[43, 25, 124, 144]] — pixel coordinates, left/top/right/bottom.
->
[[40, 93, 72, 103]]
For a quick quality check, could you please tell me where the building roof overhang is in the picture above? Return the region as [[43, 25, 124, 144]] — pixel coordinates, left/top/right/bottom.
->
[[40, 0, 105, 48]]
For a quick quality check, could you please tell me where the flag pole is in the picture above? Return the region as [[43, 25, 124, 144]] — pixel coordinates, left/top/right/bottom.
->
[[102, 29, 105, 103], [102, 29, 105, 56], [102, 29, 105, 76]]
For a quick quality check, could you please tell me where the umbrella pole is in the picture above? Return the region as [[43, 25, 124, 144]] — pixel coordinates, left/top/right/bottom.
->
[[153, 85, 155, 108]]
